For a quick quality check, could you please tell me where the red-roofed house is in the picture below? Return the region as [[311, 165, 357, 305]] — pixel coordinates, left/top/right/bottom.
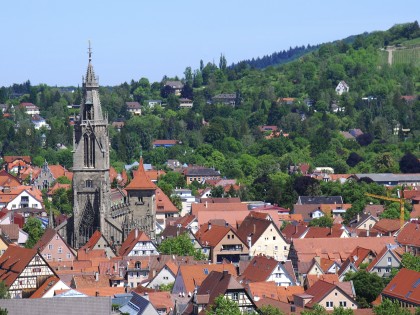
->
[[146, 261, 179, 290], [34, 227, 75, 264], [33, 161, 72, 190], [396, 222, 420, 255], [2, 156, 32, 174], [196, 222, 249, 263], [29, 276, 70, 298], [381, 268, 420, 307], [19, 102, 40, 115], [366, 244, 403, 277], [294, 280, 358, 310], [152, 139, 179, 148], [240, 255, 297, 287], [118, 228, 158, 257], [236, 212, 289, 260], [79, 230, 116, 258], [0, 245, 57, 298]]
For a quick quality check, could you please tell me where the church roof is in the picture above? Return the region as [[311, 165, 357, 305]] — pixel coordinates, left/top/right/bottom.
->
[[125, 158, 157, 191]]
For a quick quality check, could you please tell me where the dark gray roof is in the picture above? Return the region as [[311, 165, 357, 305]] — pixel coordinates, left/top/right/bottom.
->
[[119, 291, 157, 315], [298, 196, 343, 205], [185, 168, 221, 177], [355, 173, 420, 183], [112, 293, 133, 307], [0, 297, 112, 315]]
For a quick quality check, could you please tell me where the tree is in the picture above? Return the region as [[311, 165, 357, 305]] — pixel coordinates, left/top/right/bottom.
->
[[344, 270, 384, 307], [346, 152, 364, 168], [308, 216, 333, 227], [23, 217, 44, 248], [373, 298, 411, 315], [259, 305, 285, 315], [0, 280, 10, 299], [206, 295, 241, 315], [158, 233, 206, 260], [401, 253, 420, 272], [300, 304, 328, 315], [400, 153, 420, 173], [210, 186, 224, 198]]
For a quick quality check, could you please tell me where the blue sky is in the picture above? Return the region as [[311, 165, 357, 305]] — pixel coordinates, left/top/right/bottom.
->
[[1, 1, 419, 86]]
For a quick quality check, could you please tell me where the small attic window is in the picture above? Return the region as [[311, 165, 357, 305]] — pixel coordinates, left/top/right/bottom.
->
[[204, 268, 209, 275]]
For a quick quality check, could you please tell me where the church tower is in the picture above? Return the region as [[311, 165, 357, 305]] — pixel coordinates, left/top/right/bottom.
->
[[71, 45, 111, 248]]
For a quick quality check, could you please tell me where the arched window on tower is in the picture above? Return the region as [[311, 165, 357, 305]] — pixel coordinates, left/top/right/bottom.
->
[[90, 134, 95, 167], [84, 134, 89, 167]]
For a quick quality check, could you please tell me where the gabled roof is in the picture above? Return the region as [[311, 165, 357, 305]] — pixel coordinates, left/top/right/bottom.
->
[[48, 164, 73, 181], [184, 167, 221, 177], [30, 276, 61, 298], [303, 280, 357, 309], [34, 227, 71, 253], [194, 270, 251, 312], [152, 139, 178, 146], [292, 236, 395, 263], [241, 255, 296, 284], [0, 170, 21, 187], [382, 268, 420, 305], [148, 291, 174, 312], [176, 263, 237, 294], [80, 230, 106, 251], [119, 228, 152, 256], [396, 222, 420, 247], [372, 219, 401, 234], [0, 245, 46, 287], [0, 224, 21, 241], [366, 245, 403, 272], [306, 274, 339, 288], [72, 274, 110, 289], [125, 157, 157, 191], [281, 223, 308, 242], [155, 188, 177, 214], [236, 212, 285, 246], [173, 214, 196, 228], [195, 223, 231, 247]]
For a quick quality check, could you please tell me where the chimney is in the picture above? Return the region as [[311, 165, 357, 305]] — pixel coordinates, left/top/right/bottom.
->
[[95, 272, 99, 282], [357, 213, 360, 222], [247, 234, 252, 254], [135, 228, 138, 239], [208, 222, 212, 230], [95, 291, 99, 297], [205, 201, 208, 208]]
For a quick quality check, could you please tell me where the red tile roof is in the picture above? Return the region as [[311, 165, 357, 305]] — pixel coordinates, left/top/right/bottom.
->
[[292, 236, 395, 263], [148, 291, 174, 312], [241, 255, 296, 284], [303, 280, 356, 308], [410, 205, 420, 220], [303, 224, 347, 238], [80, 230, 103, 251], [2, 156, 31, 164], [145, 169, 166, 181], [396, 222, 420, 247], [176, 263, 237, 294], [118, 228, 152, 256], [306, 274, 339, 288], [30, 276, 61, 298], [197, 210, 249, 227], [191, 202, 248, 216], [195, 223, 231, 247], [0, 170, 21, 187], [372, 219, 401, 234], [236, 213, 284, 246], [152, 140, 178, 146], [48, 165, 73, 181], [382, 268, 420, 305], [0, 246, 39, 287], [155, 188, 178, 214], [125, 158, 157, 190]]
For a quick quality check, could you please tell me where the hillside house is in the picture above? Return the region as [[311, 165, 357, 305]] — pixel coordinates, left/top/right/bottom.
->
[[126, 101, 141, 115], [19, 102, 40, 115], [212, 93, 236, 106], [335, 81, 349, 95]]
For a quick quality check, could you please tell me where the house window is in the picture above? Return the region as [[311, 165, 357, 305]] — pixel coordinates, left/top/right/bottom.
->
[[387, 257, 392, 265], [274, 246, 278, 250], [55, 235, 59, 240], [47, 254, 51, 260], [58, 247, 62, 254], [273, 236, 276, 240], [86, 180, 93, 188], [227, 235, 230, 239], [32, 268, 41, 272], [67, 253, 71, 259], [58, 258, 62, 262], [326, 301, 334, 308], [339, 301, 347, 307], [48, 244, 53, 250], [232, 293, 239, 300]]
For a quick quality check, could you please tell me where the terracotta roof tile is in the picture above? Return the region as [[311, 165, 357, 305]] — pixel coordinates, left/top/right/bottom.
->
[[397, 222, 420, 247], [195, 223, 231, 247], [410, 204, 420, 219], [48, 165, 73, 181], [148, 291, 174, 311], [118, 228, 152, 256], [155, 188, 177, 214], [306, 274, 339, 288], [191, 202, 248, 216], [145, 169, 166, 181], [382, 268, 420, 304], [30, 276, 60, 298], [292, 236, 395, 263], [34, 227, 60, 251], [372, 219, 401, 234], [72, 274, 110, 289], [303, 224, 347, 238], [0, 224, 20, 241], [76, 286, 125, 296], [80, 230, 103, 251], [0, 245, 39, 287], [125, 158, 157, 190], [236, 213, 278, 245], [3, 156, 31, 164], [176, 263, 237, 294]]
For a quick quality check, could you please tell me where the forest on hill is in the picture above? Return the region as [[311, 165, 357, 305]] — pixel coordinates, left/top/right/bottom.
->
[[0, 21, 419, 215]]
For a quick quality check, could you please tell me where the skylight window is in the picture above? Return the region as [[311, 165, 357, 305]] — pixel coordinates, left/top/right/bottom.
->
[[413, 278, 420, 288]]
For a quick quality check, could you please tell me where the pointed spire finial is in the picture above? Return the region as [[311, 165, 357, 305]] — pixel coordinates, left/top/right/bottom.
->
[[139, 145, 143, 159], [88, 40, 92, 62]]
